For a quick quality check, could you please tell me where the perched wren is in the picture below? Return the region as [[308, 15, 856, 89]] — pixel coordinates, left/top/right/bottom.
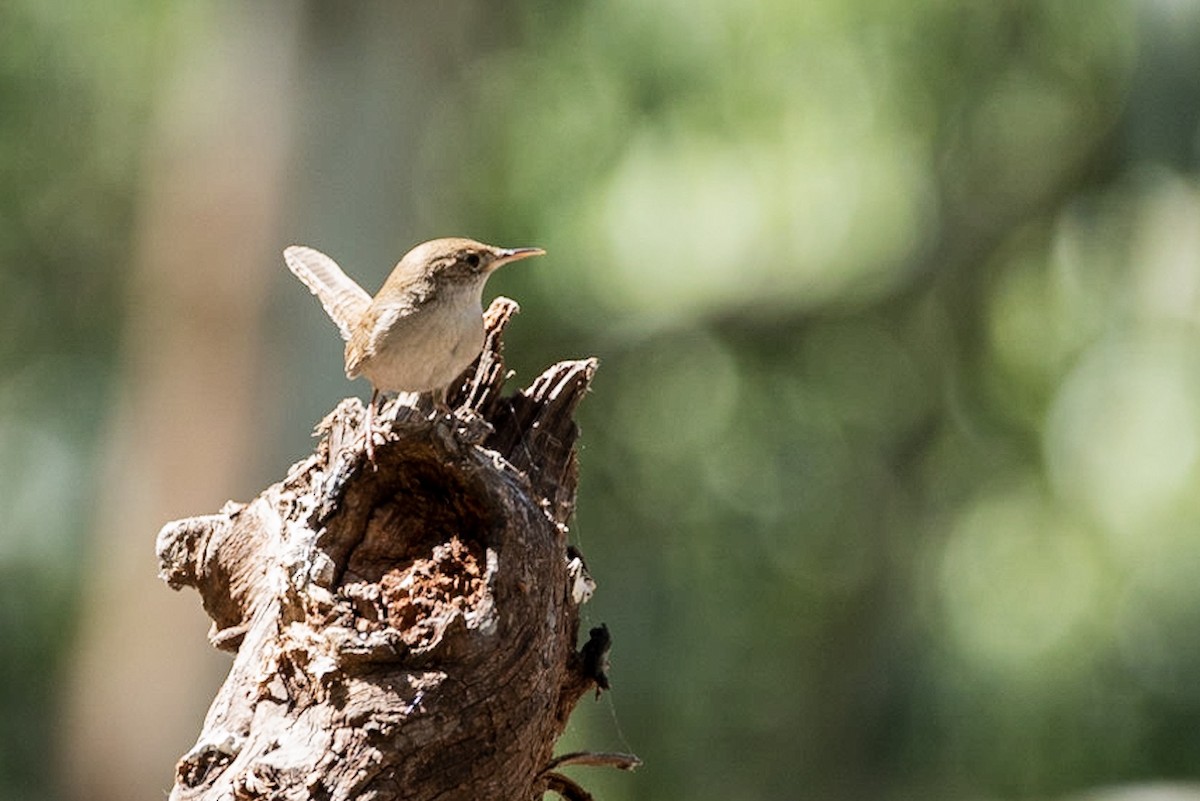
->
[[284, 238, 544, 456]]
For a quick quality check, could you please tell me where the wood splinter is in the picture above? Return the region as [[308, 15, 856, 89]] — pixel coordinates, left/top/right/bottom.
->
[[155, 297, 636, 801]]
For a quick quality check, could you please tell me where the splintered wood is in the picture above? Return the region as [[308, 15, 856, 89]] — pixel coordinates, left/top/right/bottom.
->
[[156, 298, 628, 801]]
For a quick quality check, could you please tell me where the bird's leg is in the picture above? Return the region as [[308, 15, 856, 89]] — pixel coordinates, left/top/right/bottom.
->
[[431, 386, 451, 419], [363, 388, 379, 463]]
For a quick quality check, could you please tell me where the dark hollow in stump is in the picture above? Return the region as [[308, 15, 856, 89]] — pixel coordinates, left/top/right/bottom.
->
[[156, 298, 625, 801]]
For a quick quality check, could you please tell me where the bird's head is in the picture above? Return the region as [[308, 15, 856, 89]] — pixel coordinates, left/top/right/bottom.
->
[[403, 237, 545, 287]]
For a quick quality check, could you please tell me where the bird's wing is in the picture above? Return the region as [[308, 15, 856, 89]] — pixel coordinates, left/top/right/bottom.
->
[[344, 302, 389, 379], [283, 245, 372, 341]]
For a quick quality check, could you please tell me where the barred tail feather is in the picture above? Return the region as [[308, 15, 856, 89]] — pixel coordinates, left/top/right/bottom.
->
[[283, 245, 372, 341]]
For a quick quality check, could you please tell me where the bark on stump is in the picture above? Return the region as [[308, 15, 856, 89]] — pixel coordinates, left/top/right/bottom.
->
[[156, 298, 618, 801]]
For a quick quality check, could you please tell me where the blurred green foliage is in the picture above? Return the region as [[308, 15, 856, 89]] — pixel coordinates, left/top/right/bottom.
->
[[427, 2, 1200, 798], [6, 1, 1200, 800], [0, 2, 176, 798]]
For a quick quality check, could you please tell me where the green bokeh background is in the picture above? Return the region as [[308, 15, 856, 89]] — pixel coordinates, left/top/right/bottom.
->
[[4, 2, 1200, 800]]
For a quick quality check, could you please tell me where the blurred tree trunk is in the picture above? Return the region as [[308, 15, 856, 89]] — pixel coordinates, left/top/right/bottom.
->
[[62, 5, 302, 799], [62, 3, 499, 798]]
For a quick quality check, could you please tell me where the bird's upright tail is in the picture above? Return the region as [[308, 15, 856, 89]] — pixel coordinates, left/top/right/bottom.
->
[[283, 245, 373, 341]]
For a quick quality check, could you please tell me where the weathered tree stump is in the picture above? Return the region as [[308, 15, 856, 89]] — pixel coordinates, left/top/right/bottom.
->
[[156, 298, 629, 801]]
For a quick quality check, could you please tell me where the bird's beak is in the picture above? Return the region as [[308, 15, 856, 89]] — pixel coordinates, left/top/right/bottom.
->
[[490, 247, 546, 271]]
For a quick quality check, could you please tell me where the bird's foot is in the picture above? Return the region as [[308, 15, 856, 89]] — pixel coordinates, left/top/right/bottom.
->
[[362, 390, 381, 469], [363, 426, 377, 466]]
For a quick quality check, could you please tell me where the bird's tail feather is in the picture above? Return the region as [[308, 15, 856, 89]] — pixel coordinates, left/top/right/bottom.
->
[[283, 245, 372, 341]]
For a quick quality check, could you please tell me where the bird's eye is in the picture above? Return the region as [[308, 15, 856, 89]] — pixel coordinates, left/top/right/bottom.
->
[[464, 252, 481, 268]]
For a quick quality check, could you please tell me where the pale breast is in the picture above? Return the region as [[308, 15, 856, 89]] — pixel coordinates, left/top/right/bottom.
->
[[347, 292, 485, 393]]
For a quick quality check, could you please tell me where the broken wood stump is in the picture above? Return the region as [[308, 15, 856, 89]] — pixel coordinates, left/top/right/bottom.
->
[[155, 298, 630, 801]]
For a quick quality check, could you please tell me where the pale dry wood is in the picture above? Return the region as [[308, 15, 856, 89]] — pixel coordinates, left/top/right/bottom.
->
[[156, 297, 628, 801]]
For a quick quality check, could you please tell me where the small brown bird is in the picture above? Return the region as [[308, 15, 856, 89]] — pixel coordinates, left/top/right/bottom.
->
[[284, 238, 544, 457]]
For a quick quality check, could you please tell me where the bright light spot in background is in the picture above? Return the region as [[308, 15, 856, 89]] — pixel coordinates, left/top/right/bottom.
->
[[986, 216, 1120, 410], [594, 47, 935, 322], [1045, 331, 1200, 540], [1129, 172, 1200, 323], [601, 134, 769, 320], [982, 169, 1199, 423], [599, 129, 934, 320], [1075, 786, 1200, 801], [937, 484, 1107, 676], [778, 122, 934, 302]]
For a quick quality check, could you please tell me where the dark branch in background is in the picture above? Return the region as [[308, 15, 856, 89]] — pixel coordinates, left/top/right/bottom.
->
[[156, 297, 637, 801]]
